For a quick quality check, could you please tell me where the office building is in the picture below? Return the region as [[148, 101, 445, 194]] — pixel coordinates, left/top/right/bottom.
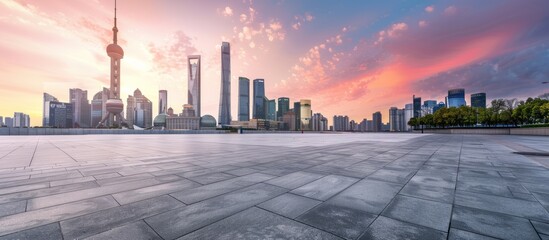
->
[[253, 79, 265, 119], [159, 90, 168, 114], [389, 107, 398, 131], [294, 102, 301, 130], [423, 100, 437, 115], [277, 97, 290, 121], [238, 77, 250, 121], [43, 93, 58, 127], [433, 102, 446, 113], [471, 92, 487, 108], [126, 89, 153, 128], [373, 112, 382, 132], [91, 88, 110, 128], [448, 88, 466, 107], [300, 99, 312, 131], [413, 95, 422, 118], [281, 111, 296, 131], [397, 109, 405, 132], [14, 112, 30, 128], [47, 101, 73, 128], [404, 103, 413, 131], [333, 115, 349, 131], [0, 116, 3, 127], [312, 113, 328, 131], [4, 117, 13, 127], [165, 105, 200, 130], [218, 42, 231, 126], [267, 99, 276, 121], [69, 88, 91, 128], [187, 55, 200, 117], [99, 1, 127, 128]]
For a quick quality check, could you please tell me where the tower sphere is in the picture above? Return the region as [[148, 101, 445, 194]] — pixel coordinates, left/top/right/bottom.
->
[[107, 44, 124, 58], [105, 99, 124, 114]]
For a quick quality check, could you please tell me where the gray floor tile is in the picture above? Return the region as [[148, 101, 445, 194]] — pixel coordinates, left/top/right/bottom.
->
[[0, 200, 26, 217], [367, 168, 416, 184], [82, 221, 161, 240], [359, 216, 447, 240], [187, 172, 235, 184], [448, 228, 498, 240], [258, 193, 321, 219], [400, 183, 454, 203], [0, 223, 62, 240], [328, 179, 402, 214], [533, 220, 549, 236], [112, 179, 200, 205], [382, 195, 452, 231], [291, 175, 359, 200], [266, 171, 324, 189]]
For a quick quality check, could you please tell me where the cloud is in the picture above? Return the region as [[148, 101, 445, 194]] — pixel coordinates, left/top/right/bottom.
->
[[376, 22, 407, 44], [418, 20, 427, 28], [291, 13, 314, 31], [425, 6, 435, 13], [444, 6, 457, 15], [148, 31, 198, 75], [220, 6, 233, 17]]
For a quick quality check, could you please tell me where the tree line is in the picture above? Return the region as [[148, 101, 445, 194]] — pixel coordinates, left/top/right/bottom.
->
[[408, 97, 549, 128]]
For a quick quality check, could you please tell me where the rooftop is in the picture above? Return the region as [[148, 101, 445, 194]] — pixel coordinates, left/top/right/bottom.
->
[[0, 133, 548, 239]]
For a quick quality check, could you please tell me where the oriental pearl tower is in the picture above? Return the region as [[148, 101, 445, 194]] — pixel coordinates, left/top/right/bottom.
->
[[98, 0, 128, 128]]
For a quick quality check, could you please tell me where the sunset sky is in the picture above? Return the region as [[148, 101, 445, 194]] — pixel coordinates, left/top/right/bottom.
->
[[1, 0, 548, 126]]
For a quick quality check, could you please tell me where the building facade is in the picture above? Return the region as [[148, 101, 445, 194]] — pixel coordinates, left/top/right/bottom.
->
[[218, 42, 231, 126], [159, 90, 168, 114], [404, 103, 413, 131], [126, 89, 153, 128], [277, 97, 289, 121], [312, 113, 328, 131], [238, 77, 250, 121], [448, 88, 466, 107], [389, 107, 398, 131], [282, 111, 296, 131], [267, 99, 276, 121], [253, 79, 265, 119], [69, 88, 91, 128], [48, 101, 73, 128], [372, 112, 382, 132], [333, 115, 349, 131], [13, 112, 30, 128], [300, 99, 312, 131], [43, 93, 58, 127], [294, 102, 301, 130], [471, 92, 486, 108], [188, 55, 201, 116], [4, 117, 13, 127], [413, 95, 422, 118], [91, 88, 110, 128]]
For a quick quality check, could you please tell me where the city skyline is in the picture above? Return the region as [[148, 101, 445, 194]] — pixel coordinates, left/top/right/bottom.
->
[[1, 0, 549, 126]]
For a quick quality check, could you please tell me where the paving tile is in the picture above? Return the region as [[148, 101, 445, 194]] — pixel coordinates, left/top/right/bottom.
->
[[258, 193, 321, 219], [455, 190, 549, 221], [146, 183, 287, 239], [61, 195, 182, 239], [291, 175, 359, 201], [327, 179, 402, 214], [82, 221, 161, 240], [448, 228, 498, 240], [400, 183, 454, 203], [0, 181, 100, 205], [265, 171, 324, 189], [187, 172, 235, 184], [0, 223, 62, 240], [178, 207, 341, 240], [359, 216, 447, 240], [456, 181, 514, 197], [49, 176, 96, 187], [0, 182, 49, 195], [451, 205, 539, 240], [112, 179, 200, 205], [297, 202, 376, 239], [93, 172, 121, 180], [367, 168, 416, 184], [0, 200, 26, 218], [0, 196, 118, 236], [408, 175, 456, 189], [382, 195, 452, 231], [533, 220, 549, 236]]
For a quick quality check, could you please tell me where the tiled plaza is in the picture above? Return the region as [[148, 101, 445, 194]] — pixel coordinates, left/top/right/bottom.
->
[[0, 133, 548, 239]]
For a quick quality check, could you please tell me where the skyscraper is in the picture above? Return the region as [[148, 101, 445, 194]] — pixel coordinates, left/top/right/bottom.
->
[[389, 107, 398, 131], [413, 95, 422, 118], [91, 88, 110, 128], [253, 79, 265, 119], [43, 93, 58, 127], [404, 103, 413, 131], [277, 97, 289, 121], [373, 112, 382, 132], [448, 88, 466, 107], [312, 113, 328, 131], [14, 112, 30, 128], [126, 89, 153, 128], [158, 90, 168, 114], [294, 102, 301, 130], [333, 115, 349, 131], [218, 42, 231, 126], [48, 101, 73, 128], [188, 55, 201, 116], [267, 99, 276, 121], [471, 92, 486, 108], [99, 0, 127, 128], [300, 99, 312, 131], [397, 109, 405, 132], [0, 116, 3, 127], [4, 117, 13, 128], [69, 88, 91, 128], [238, 77, 250, 121]]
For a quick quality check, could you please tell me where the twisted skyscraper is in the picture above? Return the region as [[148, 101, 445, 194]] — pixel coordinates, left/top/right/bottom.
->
[[218, 42, 231, 126]]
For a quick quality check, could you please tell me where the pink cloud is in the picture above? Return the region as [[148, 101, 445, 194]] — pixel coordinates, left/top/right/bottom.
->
[[425, 5, 435, 13]]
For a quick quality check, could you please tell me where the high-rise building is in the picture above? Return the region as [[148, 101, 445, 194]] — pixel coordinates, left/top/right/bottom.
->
[[99, 0, 127, 128], [358, 119, 368, 132], [188, 55, 201, 116], [413, 95, 422, 118], [13, 112, 30, 128], [389, 107, 398, 131], [91, 88, 110, 128], [397, 109, 405, 132], [267, 99, 276, 121], [294, 102, 301, 130], [43, 93, 58, 127], [238, 77, 250, 121], [0, 116, 3, 127], [159, 90, 168, 114], [404, 103, 413, 131], [372, 112, 382, 132], [69, 88, 91, 128], [312, 113, 328, 131], [126, 89, 153, 128], [448, 88, 466, 107], [218, 42, 231, 126], [277, 97, 290, 121], [252, 79, 265, 119], [4, 117, 13, 127], [333, 115, 349, 131], [300, 99, 312, 131], [423, 100, 437, 115], [47, 101, 73, 128], [471, 92, 486, 108], [282, 111, 296, 131]]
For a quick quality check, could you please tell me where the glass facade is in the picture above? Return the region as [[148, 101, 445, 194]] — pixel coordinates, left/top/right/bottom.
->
[[159, 90, 167, 114], [448, 88, 466, 107], [218, 42, 231, 126], [294, 102, 301, 130], [267, 99, 276, 121], [413, 96, 422, 118], [253, 79, 265, 119], [188, 55, 201, 117], [471, 92, 486, 108], [238, 77, 250, 121], [48, 101, 73, 128], [277, 97, 290, 121], [300, 99, 311, 131]]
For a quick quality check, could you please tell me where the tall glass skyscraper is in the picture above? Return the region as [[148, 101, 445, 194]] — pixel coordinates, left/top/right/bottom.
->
[[188, 55, 201, 117], [413, 95, 422, 118], [43, 93, 58, 127], [448, 88, 466, 107], [372, 112, 382, 132], [471, 92, 486, 108], [159, 90, 167, 114], [218, 42, 231, 126], [294, 102, 301, 130], [267, 99, 276, 121], [277, 97, 289, 121], [238, 77, 250, 121], [300, 99, 311, 131], [70, 88, 91, 128], [253, 79, 265, 119]]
